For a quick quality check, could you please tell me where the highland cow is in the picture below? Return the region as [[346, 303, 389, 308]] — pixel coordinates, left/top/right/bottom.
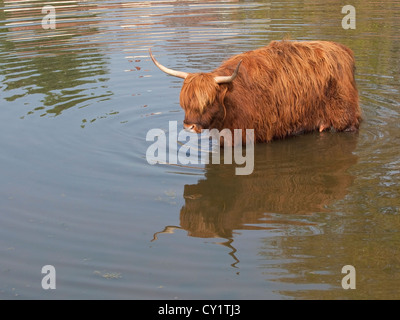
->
[[149, 41, 361, 144]]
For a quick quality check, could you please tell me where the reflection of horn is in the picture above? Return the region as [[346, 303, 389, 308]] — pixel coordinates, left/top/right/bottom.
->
[[217, 238, 240, 268], [214, 60, 242, 84], [151, 225, 182, 242], [149, 48, 189, 79]]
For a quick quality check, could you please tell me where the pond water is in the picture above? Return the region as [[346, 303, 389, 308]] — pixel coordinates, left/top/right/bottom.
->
[[0, 0, 399, 300]]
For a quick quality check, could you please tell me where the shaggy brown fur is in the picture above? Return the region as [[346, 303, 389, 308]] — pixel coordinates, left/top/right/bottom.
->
[[179, 40, 361, 144]]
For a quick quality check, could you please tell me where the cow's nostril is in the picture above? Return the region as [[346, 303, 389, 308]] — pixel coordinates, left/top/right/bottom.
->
[[183, 123, 197, 132], [184, 123, 190, 128]]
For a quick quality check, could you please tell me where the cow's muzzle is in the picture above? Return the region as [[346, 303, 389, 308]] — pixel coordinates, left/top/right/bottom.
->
[[183, 122, 202, 133]]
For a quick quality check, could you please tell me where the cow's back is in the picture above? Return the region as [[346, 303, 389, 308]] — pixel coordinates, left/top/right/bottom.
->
[[215, 41, 361, 141]]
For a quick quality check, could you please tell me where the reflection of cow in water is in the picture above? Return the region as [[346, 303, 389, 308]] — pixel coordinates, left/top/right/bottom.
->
[[153, 133, 359, 250]]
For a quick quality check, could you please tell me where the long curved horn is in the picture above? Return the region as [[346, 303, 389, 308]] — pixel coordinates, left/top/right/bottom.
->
[[149, 48, 189, 79], [214, 60, 242, 84]]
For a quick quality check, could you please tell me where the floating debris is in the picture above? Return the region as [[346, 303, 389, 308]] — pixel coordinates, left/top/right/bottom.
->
[[93, 270, 122, 279]]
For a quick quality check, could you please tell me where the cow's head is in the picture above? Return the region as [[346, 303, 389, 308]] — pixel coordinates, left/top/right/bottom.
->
[[149, 49, 241, 133]]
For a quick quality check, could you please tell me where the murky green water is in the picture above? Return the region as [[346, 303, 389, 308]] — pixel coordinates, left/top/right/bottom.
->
[[0, 0, 399, 299]]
